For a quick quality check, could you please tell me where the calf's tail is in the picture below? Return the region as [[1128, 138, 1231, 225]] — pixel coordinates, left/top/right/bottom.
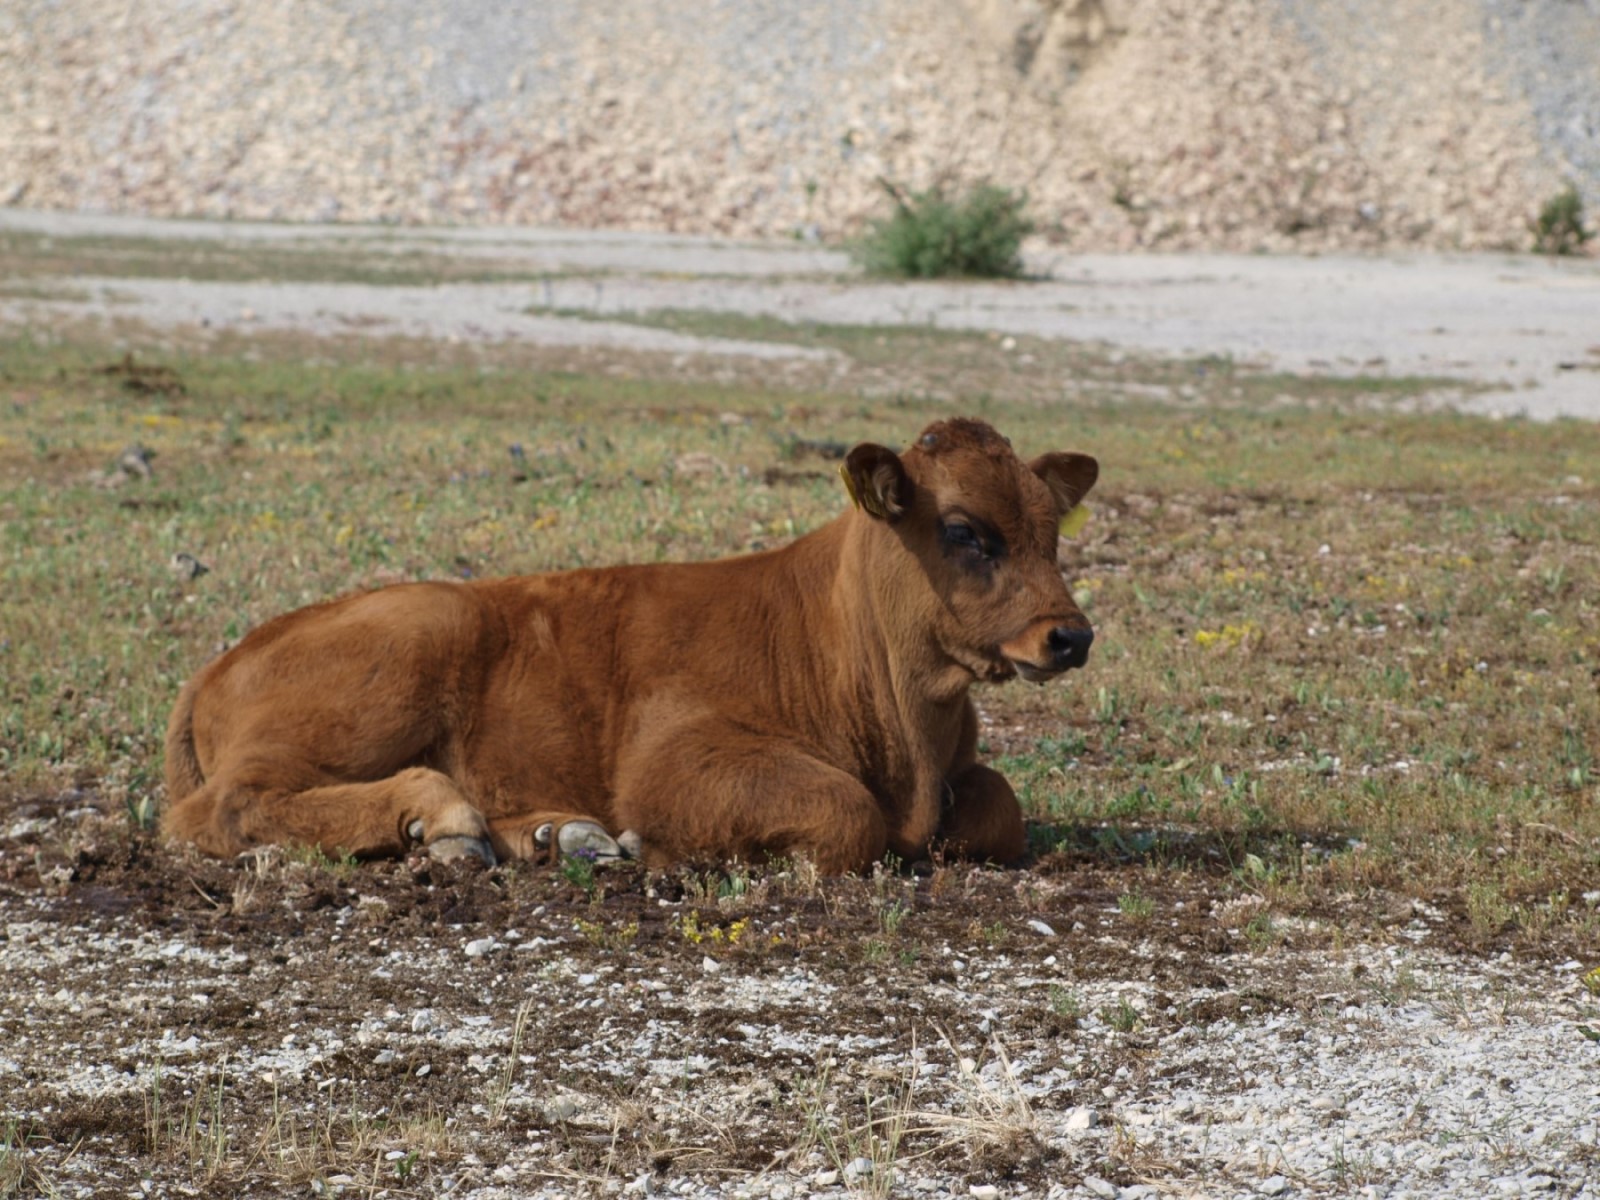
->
[[162, 679, 205, 804]]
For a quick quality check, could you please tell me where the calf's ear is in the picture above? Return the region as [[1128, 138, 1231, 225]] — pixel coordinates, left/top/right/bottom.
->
[[841, 443, 912, 521], [1029, 452, 1099, 514]]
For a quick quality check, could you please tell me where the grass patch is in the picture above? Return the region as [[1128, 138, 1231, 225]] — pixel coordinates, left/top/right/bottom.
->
[[0, 228, 613, 288], [1, 318, 1596, 949]]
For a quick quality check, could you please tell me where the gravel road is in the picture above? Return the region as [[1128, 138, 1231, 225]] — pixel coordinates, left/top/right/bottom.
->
[[4, 209, 1599, 420]]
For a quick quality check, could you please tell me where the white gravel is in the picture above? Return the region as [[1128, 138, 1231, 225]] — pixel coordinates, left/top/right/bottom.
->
[[3, 911, 1597, 1198]]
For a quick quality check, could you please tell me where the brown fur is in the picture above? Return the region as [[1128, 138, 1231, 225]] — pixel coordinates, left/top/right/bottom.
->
[[162, 418, 1098, 873]]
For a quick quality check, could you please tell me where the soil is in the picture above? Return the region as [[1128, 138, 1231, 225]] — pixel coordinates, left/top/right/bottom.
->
[[2, 776, 1597, 1198]]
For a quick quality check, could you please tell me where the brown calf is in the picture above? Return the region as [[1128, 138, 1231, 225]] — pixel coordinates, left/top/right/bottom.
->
[[163, 418, 1097, 873]]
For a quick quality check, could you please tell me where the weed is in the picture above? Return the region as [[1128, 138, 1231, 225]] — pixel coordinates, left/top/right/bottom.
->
[[794, 1059, 910, 1199], [174, 1066, 231, 1181], [683, 864, 753, 907], [283, 844, 360, 874], [0, 1119, 52, 1199], [124, 790, 159, 833], [489, 1000, 536, 1122], [1047, 985, 1084, 1023], [675, 910, 750, 949], [976, 920, 1009, 947], [879, 897, 912, 937], [1117, 891, 1155, 922], [559, 852, 598, 899], [1466, 883, 1515, 941], [575, 918, 639, 952], [1100, 997, 1142, 1033], [1243, 909, 1281, 951], [852, 180, 1033, 279], [1530, 185, 1593, 256], [913, 1034, 1039, 1171]]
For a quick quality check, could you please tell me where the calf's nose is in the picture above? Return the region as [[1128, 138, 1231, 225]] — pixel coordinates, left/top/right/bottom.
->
[[1047, 625, 1094, 670]]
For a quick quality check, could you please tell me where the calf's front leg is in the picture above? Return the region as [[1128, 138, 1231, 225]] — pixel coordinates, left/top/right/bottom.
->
[[935, 763, 1026, 865]]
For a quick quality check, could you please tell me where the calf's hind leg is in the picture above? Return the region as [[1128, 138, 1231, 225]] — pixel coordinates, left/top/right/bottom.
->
[[162, 763, 495, 863], [612, 717, 889, 874]]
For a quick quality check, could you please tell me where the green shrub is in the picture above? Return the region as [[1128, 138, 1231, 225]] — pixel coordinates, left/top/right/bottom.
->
[[1531, 185, 1592, 256], [853, 180, 1034, 279]]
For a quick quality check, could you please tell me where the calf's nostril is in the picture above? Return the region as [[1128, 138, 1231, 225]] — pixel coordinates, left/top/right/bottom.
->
[[1047, 625, 1094, 666]]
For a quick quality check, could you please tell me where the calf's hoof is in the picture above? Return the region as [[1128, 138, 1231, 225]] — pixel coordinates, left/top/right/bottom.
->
[[425, 833, 497, 866], [534, 820, 634, 863], [407, 818, 496, 866]]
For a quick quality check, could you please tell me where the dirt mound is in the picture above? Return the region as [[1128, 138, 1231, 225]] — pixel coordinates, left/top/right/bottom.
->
[[0, 1, 1594, 252]]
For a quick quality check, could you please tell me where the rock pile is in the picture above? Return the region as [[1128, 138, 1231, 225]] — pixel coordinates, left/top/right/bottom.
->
[[1, 0, 1594, 252]]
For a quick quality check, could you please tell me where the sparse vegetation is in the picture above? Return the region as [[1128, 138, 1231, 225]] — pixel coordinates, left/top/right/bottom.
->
[[852, 180, 1034, 278], [0, 1120, 51, 1199]]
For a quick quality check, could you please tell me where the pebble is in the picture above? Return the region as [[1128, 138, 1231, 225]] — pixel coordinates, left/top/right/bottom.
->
[[463, 937, 498, 957], [1066, 1106, 1098, 1131], [843, 1156, 873, 1180], [1026, 919, 1056, 937], [1259, 1177, 1289, 1196], [812, 1169, 839, 1187], [1084, 1177, 1117, 1199], [969, 1188, 998, 1199]]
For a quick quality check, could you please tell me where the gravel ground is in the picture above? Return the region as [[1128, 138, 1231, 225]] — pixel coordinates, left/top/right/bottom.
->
[[5, 208, 1600, 420], [2, 804, 1597, 1200], [3, 1, 1596, 253]]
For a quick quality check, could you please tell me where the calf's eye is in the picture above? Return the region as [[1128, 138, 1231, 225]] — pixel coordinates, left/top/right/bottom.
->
[[943, 522, 979, 548], [941, 521, 995, 563]]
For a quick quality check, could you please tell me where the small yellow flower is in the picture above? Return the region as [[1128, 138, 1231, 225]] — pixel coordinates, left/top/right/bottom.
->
[[1194, 622, 1260, 650]]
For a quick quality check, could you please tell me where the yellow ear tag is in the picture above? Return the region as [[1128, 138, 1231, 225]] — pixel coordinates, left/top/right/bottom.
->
[[839, 464, 863, 510], [1059, 503, 1091, 538]]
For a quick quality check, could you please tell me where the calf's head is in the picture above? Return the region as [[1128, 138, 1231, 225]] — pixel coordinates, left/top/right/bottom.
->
[[843, 418, 1098, 683]]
